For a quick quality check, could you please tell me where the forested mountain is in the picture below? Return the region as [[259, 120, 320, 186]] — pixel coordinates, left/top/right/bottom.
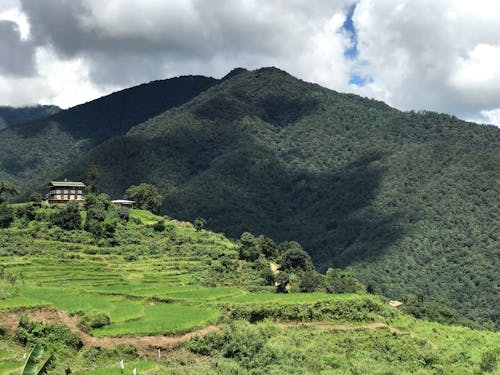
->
[[48, 67, 500, 328], [0, 75, 217, 183], [0, 104, 60, 129]]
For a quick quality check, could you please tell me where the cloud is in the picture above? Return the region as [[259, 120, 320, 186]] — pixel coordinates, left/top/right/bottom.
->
[[0, 20, 35, 76], [350, 0, 500, 124], [0, 0, 498, 127], [19, 0, 352, 88]]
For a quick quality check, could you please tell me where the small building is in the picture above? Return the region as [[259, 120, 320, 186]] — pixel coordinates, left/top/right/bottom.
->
[[47, 180, 85, 205], [111, 199, 135, 208], [389, 300, 403, 310]]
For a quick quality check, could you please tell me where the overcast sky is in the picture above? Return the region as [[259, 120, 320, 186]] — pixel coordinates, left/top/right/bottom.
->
[[1, 0, 500, 126]]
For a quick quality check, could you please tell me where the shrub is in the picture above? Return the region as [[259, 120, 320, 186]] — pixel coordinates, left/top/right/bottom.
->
[[153, 220, 166, 232], [78, 313, 111, 332], [50, 201, 81, 230], [16, 316, 83, 351], [0, 203, 14, 228], [116, 207, 130, 222]]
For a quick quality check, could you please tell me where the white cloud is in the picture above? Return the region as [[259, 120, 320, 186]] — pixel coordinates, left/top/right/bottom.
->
[[478, 108, 500, 126], [351, 0, 500, 123], [0, 0, 498, 128]]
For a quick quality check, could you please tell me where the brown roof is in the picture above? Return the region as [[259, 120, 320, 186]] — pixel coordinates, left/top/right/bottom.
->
[[49, 181, 86, 187]]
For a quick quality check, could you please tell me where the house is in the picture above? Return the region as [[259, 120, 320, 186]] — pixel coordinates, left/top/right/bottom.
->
[[47, 180, 85, 205], [111, 199, 135, 208]]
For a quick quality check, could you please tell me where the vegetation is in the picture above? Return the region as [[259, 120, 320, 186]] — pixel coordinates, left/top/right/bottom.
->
[[0, 202, 498, 373], [0, 105, 60, 129], [45, 67, 499, 328], [0, 75, 217, 185], [124, 183, 162, 213]]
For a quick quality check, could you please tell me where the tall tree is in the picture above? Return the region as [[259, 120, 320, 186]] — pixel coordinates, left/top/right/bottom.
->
[[124, 183, 162, 213], [0, 181, 19, 203], [87, 164, 99, 194]]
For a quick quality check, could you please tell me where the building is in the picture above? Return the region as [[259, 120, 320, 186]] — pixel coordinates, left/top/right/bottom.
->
[[111, 199, 135, 208], [47, 180, 85, 205]]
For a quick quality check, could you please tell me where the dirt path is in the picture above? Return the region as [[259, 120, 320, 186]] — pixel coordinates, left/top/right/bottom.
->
[[0, 307, 220, 356], [276, 321, 402, 333], [1, 307, 435, 354]]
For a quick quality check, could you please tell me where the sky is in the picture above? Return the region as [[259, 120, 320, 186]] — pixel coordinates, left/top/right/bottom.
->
[[1, 0, 500, 126]]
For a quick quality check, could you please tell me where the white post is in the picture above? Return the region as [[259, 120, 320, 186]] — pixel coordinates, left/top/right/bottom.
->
[[158, 348, 161, 359]]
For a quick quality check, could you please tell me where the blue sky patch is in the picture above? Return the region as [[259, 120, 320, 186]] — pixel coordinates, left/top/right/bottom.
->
[[348, 74, 373, 86], [342, 3, 358, 59]]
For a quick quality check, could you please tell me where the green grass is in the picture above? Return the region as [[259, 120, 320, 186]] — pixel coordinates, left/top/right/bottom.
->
[[83, 360, 158, 375], [93, 304, 220, 337]]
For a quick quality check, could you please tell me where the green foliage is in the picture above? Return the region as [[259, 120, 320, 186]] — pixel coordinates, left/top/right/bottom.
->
[[50, 201, 82, 230], [16, 316, 83, 352], [29, 191, 42, 203], [78, 312, 111, 332], [0, 105, 60, 128], [84, 194, 113, 238], [280, 242, 314, 272], [0, 203, 14, 228], [153, 219, 166, 232], [54, 67, 497, 327], [21, 343, 55, 375], [193, 217, 206, 231], [87, 164, 99, 194], [0, 181, 18, 203], [325, 268, 366, 294], [124, 183, 162, 213]]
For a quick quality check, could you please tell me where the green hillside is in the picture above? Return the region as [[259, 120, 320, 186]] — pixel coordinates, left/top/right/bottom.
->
[[0, 203, 498, 374], [51, 67, 500, 328], [0, 105, 60, 129], [0, 75, 217, 184]]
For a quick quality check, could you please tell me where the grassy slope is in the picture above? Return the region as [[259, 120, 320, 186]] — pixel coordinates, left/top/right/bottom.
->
[[53, 67, 500, 327], [0, 206, 498, 374]]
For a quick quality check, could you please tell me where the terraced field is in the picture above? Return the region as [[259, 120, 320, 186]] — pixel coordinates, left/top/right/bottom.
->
[[0, 206, 498, 374]]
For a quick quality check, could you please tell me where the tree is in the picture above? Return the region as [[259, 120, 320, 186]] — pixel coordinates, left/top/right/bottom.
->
[[194, 217, 206, 231], [87, 164, 99, 194], [84, 194, 110, 237], [280, 241, 314, 272], [50, 200, 81, 230], [124, 183, 162, 213], [29, 191, 43, 203], [0, 204, 14, 228], [275, 272, 290, 293], [0, 181, 18, 204], [239, 232, 261, 261]]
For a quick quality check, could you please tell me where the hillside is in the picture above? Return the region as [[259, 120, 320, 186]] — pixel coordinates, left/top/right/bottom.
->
[[0, 105, 60, 129], [0, 75, 217, 184], [50, 67, 500, 328], [0, 203, 498, 374]]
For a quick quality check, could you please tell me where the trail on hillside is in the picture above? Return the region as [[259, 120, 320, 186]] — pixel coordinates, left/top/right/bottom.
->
[[1, 307, 436, 356]]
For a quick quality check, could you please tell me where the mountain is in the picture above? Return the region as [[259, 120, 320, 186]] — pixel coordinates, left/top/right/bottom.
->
[[0, 104, 60, 129], [48, 67, 500, 328], [0, 75, 218, 183]]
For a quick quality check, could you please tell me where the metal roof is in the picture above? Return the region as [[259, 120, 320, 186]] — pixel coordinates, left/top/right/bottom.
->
[[111, 200, 135, 204], [49, 181, 86, 187]]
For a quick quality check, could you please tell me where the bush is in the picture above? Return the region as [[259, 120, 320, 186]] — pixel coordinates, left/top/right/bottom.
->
[[16, 315, 83, 351], [0, 203, 14, 228], [153, 220, 166, 232], [78, 313, 111, 332], [116, 207, 130, 222], [50, 201, 81, 230]]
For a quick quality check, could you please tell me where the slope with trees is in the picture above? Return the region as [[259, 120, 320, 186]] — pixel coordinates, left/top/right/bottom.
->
[[49, 67, 500, 327], [0, 75, 218, 185]]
